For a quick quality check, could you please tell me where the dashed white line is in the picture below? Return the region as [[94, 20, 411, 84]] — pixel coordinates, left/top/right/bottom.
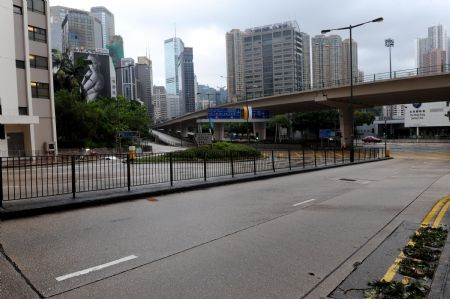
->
[[56, 255, 138, 282], [293, 198, 316, 207]]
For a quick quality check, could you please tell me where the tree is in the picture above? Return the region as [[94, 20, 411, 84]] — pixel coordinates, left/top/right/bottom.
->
[[353, 111, 376, 126], [52, 49, 90, 95]]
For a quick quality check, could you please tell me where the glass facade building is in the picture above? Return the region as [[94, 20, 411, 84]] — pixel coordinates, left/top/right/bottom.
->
[[164, 37, 184, 95]]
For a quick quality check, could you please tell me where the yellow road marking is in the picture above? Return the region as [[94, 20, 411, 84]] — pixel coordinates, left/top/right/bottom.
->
[[432, 199, 450, 228], [422, 195, 450, 226], [381, 195, 450, 283]]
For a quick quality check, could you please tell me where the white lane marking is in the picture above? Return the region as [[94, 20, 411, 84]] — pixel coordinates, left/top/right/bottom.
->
[[56, 255, 138, 282], [293, 199, 316, 207]]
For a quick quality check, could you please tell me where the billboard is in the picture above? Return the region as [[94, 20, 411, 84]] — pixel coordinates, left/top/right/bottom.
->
[[404, 102, 450, 127], [73, 52, 114, 100], [207, 108, 270, 120]]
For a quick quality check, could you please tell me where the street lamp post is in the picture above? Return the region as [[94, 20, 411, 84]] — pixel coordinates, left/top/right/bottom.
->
[[321, 17, 383, 162], [384, 38, 394, 155]]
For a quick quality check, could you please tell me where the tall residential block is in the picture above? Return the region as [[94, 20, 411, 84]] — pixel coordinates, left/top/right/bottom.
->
[[1, 0, 57, 156], [225, 29, 245, 102], [164, 37, 184, 95], [116, 58, 137, 100], [417, 24, 447, 71], [311, 34, 343, 88], [62, 8, 103, 52], [179, 47, 195, 113], [342, 38, 358, 85], [136, 56, 153, 119], [49, 6, 69, 51], [152, 86, 168, 123], [90, 6, 115, 49], [300, 32, 311, 89], [242, 21, 303, 100]]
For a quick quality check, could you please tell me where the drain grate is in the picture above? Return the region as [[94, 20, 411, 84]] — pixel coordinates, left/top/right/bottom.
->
[[339, 178, 357, 182]]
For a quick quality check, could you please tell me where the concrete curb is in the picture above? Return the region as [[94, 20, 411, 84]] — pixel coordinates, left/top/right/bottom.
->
[[0, 158, 392, 219]]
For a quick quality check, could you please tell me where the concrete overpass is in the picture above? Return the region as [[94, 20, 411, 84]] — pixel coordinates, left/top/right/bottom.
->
[[155, 69, 450, 146]]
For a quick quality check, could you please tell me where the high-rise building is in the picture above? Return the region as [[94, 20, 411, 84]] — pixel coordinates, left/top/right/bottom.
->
[[342, 38, 358, 85], [62, 9, 103, 52], [90, 6, 115, 49], [311, 35, 343, 88], [107, 35, 124, 68], [225, 29, 245, 102], [300, 32, 311, 90], [417, 24, 447, 71], [164, 37, 184, 95], [49, 6, 70, 51], [242, 21, 303, 100], [166, 94, 181, 120], [136, 56, 153, 119], [116, 58, 137, 100], [152, 86, 168, 123], [179, 47, 195, 113], [1, 0, 57, 156]]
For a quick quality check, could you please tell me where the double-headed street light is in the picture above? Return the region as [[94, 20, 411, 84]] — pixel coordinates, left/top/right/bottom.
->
[[321, 17, 383, 162]]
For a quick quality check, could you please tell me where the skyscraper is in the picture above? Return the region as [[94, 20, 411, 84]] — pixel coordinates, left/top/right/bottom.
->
[[49, 6, 70, 51], [2, 0, 57, 156], [136, 56, 153, 119], [179, 47, 195, 113], [311, 35, 343, 88], [107, 35, 124, 68], [417, 24, 447, 71], [226, 29, 245, 102], [152, 86, 168, 123], [242, 21, 303, 100], [342, 38, 358, 85], [164, 37, 184, 95], [61, 9, 103, 52], [300, 32, 311, 90], [116, 58, 137, 100], [90, 6, 115, 48]]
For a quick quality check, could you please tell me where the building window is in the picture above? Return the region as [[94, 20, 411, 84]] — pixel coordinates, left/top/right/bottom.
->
[[31, 82, 49, 99], [16, 60, 25, 69], [27, 0, 45, 14], [19, 107, 29, 115], [29, 55, 48, 69], [13, 5, 22, 15], [28, 26, 46, 43]]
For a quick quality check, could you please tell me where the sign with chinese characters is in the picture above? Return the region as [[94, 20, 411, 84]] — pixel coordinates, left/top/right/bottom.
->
[[404, 102, 450, 127]]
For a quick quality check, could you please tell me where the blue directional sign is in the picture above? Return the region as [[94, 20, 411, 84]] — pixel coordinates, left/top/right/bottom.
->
[[252, 109, 270, 119], [319, 129, 333, 138], [121, 131, 136, 139], [208, 108, 241, 119]]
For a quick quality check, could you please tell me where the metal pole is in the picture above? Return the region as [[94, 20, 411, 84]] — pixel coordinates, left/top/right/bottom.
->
[[271, 150, 275, 172], [288, 149, 291, 170], [0, 158, 3, 206], [389, 45, 392, 78], [169, 152, 173, 186], [71, 156, 76, 198], [230, 151, 234, 177], [349, 26, 355, 163], [203, 152, 207, 181], [126, 154, 131, 191]]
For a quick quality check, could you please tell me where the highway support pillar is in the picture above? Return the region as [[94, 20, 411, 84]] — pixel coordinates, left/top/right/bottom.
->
[[213, 123, 225, 141], [339, 106, 354, 150], [253, 122, 266, 140]]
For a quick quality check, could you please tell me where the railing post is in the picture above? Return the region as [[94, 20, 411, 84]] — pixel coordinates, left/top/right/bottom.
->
[[230, 151, 234, 178], [71, 156, 76, 198], [333, 148, 336, 165], [342, 148, 344, 164], [127, 154, 131, 191], [0, 158, 3, 207], [169, 152, 173, 186], [302, 146, 305, 168], [288, 149, 291, 171], [314, 148, 317, 167], [324, 149, 327, 166], [271, 150, 275, 172], [203, 152, 207, 181], [253, 152, 257, 175]]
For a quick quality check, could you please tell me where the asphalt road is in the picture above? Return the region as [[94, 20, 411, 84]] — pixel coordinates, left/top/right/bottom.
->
[[1, 152, 449, 298]]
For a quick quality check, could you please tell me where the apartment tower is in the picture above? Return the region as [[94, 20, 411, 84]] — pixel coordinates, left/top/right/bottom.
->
[[1, 0, 57, 156]]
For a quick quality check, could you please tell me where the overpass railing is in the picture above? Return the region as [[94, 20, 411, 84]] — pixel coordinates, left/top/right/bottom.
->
[[302, 64, 450, 91], [0, 147, 385, 205]]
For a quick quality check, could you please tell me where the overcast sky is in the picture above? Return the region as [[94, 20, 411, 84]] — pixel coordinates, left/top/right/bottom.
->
[[51, 0, 450, 89]]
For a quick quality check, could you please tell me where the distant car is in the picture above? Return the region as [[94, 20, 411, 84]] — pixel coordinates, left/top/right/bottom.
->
[[362, 136, 382, 143], [104, 155, 118, 160]]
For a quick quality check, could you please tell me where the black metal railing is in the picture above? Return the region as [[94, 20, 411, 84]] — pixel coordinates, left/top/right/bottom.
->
[[0, 147, 385, 205]]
